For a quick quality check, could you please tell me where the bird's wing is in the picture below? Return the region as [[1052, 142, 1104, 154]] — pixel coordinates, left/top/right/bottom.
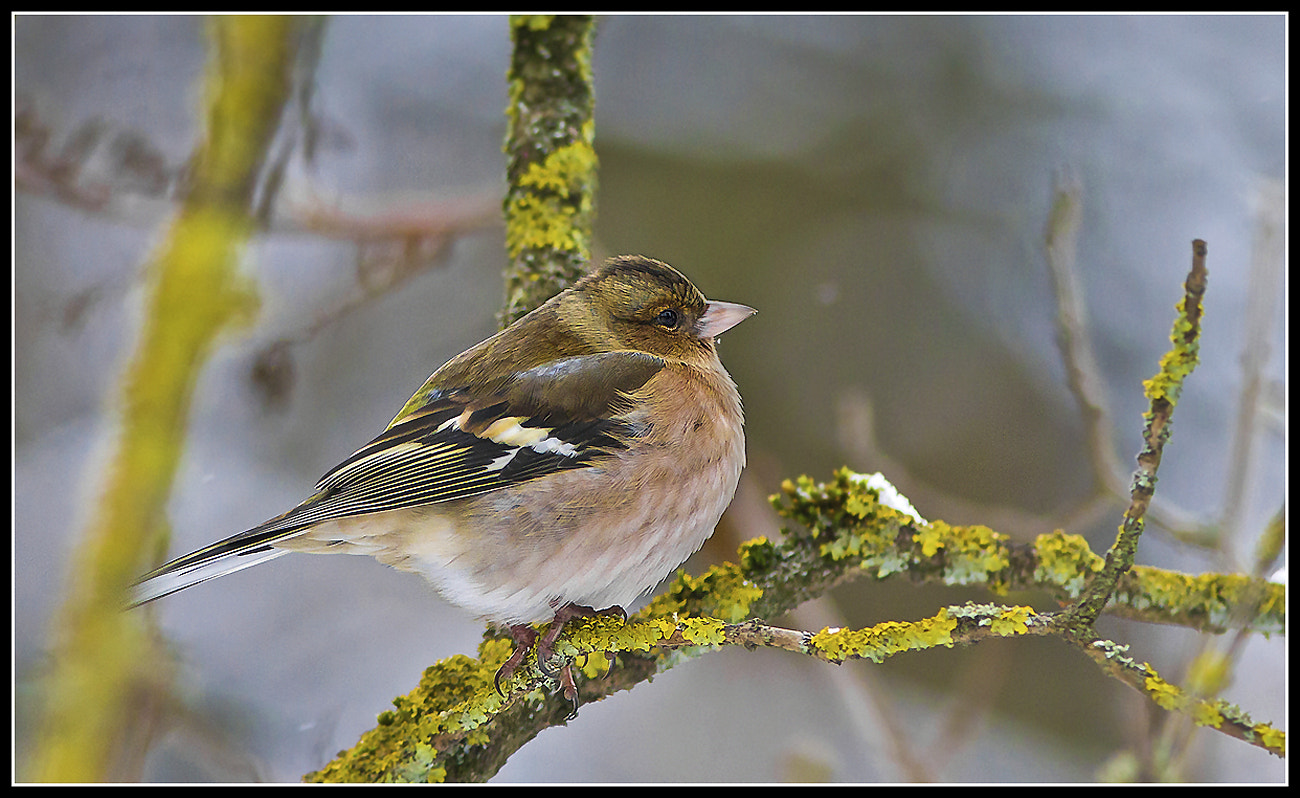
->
[[129, 351, 664, 605]]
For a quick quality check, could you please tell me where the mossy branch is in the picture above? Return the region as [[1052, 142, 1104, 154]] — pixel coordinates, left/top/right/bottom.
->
[[306, 462, 1283, 782], [1060, 240, 1209, 631], [306, 495, 1284, 782], [499, 14, 598, 326], [27, 16, 303, 782]]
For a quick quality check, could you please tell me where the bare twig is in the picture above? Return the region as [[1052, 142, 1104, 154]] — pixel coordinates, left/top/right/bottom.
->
[[1045, 174, 1129, 498], [1219, 178, 1284, 543]]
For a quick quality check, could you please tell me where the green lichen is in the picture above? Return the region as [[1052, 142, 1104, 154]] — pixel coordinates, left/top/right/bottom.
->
[[737, 535, 778, 574], [1090, 638, 1133, 661], [773, 469, 917, 577]]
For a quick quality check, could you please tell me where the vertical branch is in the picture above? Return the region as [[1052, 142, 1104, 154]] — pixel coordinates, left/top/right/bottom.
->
[[26, 16, 302, 782], [1061, 240, 1209, 631], [1044, 175, 1129, 497], [1219, 179, 1284, 537], [500, 14, 598, 326]]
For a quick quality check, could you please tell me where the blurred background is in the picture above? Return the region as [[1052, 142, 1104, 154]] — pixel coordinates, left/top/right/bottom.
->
[[14, 14, 1285, 783]]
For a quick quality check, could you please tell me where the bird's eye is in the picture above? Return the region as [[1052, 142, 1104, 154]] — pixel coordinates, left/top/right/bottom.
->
[[655, 308, 680, 329]]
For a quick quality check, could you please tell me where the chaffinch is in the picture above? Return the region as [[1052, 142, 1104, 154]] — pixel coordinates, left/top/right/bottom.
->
[[132, 254, 755, 702]]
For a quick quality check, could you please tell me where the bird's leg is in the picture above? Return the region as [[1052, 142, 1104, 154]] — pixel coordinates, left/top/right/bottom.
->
[[495, 604, 627, 710], [537, 603, 627, 708], [558, 665, 580, 719], [535, 603, 593, 676], [494, 624, 538, 697]]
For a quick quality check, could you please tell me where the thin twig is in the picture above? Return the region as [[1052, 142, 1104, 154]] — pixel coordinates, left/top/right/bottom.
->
[[1062, 240, 1208, 630], [1218, 178, 1284, 543], [1045, 174, 1129, 497]]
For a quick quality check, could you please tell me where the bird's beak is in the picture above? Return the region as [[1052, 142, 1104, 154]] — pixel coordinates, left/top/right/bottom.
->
[[697, 300, 757, 339]]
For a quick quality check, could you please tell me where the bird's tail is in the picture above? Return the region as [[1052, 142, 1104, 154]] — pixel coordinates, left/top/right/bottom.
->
[[128, 527, 303, 607]]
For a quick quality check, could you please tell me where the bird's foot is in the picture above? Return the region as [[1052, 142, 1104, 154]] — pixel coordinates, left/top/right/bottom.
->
[[494, 603, 627, 718]]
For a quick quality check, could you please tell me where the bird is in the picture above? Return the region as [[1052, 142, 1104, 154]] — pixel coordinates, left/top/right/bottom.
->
[[131, 254, 755, 705]]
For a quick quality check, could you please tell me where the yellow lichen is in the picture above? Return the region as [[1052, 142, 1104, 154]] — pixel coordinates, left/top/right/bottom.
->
[[1142, 296, 1202, 408], [511, 14, 555, 31], [844, 491, 876, 520], [1256, 725, 1286, 755], [1142, 666, 1183, 711], [517, 138, 597, 194], [649, 561, 764, 624], [1034, 530, 1104, 596], [1117, 567, 1285, 633], [504, 194, 588, 258], [917, 521, 1011, 586], [679, 616, 728, 647], [988, 605, 1036, 636], [1191, 701, 1225, 729], [810, 609, 958, 664], [913, 525, 946, 558]]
